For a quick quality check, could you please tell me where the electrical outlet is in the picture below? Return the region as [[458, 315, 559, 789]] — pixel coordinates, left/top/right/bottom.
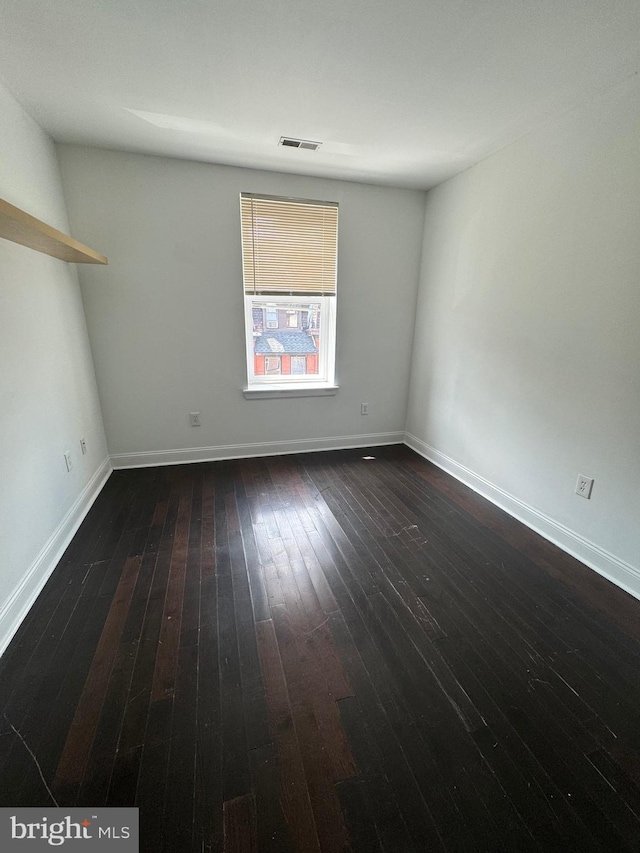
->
[[361, 402, 369, 415], [189, 411, 201, 427], [575, 475, 593, 499], [80, 437, 87, 455], [64, 452, 73, 472]]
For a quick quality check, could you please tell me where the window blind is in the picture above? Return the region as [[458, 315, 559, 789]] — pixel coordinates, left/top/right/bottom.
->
[[241, 193, 338, 296]]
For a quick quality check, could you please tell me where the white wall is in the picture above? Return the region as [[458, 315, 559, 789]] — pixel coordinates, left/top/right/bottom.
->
[[406, 74, 640, 598], [0, 82, 109, 653], [56, 146, 425, 466]]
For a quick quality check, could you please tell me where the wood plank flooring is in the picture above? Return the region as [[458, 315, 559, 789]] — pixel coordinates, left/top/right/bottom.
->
[[1, 445, 640, 851]]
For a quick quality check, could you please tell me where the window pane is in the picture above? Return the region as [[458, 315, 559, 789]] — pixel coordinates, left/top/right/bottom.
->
[[251, 299, 321, 378], [266, 308, 278, 329], [265, 356, 281, 374], [291, 356, 306, 374]]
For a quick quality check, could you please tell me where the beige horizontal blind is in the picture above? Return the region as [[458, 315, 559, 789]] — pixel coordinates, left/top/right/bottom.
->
[[241, 193, 338, 295]]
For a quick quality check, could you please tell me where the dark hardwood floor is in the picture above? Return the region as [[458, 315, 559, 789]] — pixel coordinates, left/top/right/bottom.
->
[[2, 445, 640, 851]]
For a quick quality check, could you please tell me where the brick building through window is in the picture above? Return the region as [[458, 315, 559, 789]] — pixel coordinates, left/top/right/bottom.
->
[[251, 305, 320, 376]]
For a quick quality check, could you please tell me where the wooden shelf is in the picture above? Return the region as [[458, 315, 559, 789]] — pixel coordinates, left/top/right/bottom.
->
[[0, 197, 107, 265]]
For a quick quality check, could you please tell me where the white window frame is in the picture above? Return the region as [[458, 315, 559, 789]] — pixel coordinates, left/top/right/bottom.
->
[[244, 295, 336, 394]]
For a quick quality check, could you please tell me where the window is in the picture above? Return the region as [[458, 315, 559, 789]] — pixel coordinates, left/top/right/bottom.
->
[[265, 356, 281, 375], [265, 308, 278, 329], [241, 193, 338, 392]]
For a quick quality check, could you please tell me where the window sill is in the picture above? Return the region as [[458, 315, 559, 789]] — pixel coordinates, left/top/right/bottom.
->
[[243, 384, 339, 400]]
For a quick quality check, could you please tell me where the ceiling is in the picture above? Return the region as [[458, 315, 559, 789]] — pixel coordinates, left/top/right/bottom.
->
[[1, 0, 639, 190]]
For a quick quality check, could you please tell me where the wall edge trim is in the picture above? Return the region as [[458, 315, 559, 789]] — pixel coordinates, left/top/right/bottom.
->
[[109, 432, 405, 469], [0, 456, 113, 658], [404, 432, 640, 602]]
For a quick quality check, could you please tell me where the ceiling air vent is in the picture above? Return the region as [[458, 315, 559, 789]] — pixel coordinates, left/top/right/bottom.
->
[[279, 136, 321, 151]]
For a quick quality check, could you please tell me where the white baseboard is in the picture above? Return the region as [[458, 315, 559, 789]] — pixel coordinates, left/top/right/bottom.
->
[[404, 432, 640, 603], [110, 432, 405, 469], [0, 456, 113, 658]]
